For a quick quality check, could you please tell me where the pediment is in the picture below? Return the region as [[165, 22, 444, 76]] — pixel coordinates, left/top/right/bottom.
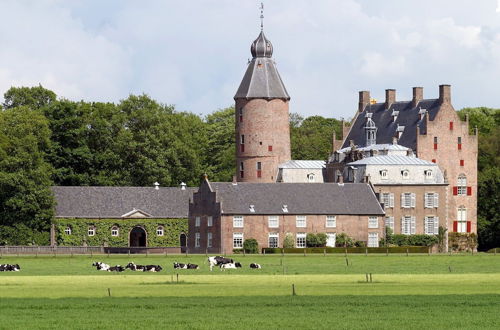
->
[[121, 208, 152, 218]]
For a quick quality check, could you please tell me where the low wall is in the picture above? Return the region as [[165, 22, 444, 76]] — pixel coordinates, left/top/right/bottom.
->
[[0, 246, 182, 255]]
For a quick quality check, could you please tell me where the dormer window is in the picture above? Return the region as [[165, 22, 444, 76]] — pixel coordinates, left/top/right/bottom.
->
[[401, 169, 410, 179], [419, 108, 427, 120], [249, 205, 255, 213], [364, 116, 377, 146], [425, 170, 433, 179], [282, 205, 288, 213], [392, 110, 399, 122], [307, 173, 315, 183], [380, 170, 388, 179], [396, 125, 405, 139]]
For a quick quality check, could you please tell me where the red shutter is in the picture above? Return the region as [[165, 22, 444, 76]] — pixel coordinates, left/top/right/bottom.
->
[[434, 143, 438, 150], [453, 221, 458, 232], [268, 145, 273, 152], [466, 221, 471, 233], [458, 143, 462, 150], [460, 160, 464, 166], [449, 122, 453, 130], [431, 159, 436, 163], [467, 187, 472, 196], [240, 144, 244, 152], [453, 186, 458, 195], [257, 170, 262, 178]]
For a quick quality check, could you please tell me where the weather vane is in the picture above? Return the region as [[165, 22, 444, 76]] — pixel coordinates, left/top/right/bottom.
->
[[260, 2, 264, 31]]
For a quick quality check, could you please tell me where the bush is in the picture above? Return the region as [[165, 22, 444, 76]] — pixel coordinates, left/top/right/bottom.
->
[[392, 234, 438, 247], [261, 246, 430, 254], [243, 238, 259, 254], [0, 224, 49, 246], [306, 233, 327, 247], [355, 240, 366, 248], [283, 233, 295, 248], [335, 233, 355, 247]]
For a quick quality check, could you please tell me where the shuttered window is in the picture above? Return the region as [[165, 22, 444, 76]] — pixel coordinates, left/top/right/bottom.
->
[[385, 216, 395, 230], [380, 193, 394, 208], [401, 193, 415, 208], [401, 216, 415, 235], [425, 216, 439, 235], [424, 193, 439, 208]]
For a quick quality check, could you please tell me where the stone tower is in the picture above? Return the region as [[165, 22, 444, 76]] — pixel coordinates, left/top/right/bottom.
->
[[234, 27, 291, 182]]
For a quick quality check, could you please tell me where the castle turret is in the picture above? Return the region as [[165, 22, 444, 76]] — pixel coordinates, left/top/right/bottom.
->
[[234, 24, 291, 182]]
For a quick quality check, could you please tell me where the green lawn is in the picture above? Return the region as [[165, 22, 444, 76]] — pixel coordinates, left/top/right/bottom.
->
[[0, 254, 500, 329]]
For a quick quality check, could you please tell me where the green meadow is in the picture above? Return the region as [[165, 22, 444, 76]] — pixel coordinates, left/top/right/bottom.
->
[[0, 254, 500, 329]]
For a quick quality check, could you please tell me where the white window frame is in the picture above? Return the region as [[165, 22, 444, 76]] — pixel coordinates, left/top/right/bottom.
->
[[380, 193, 394, 208], [457, 206, 467, 233], [88, 227, 95, 236], [401, 193, 416, 208], [401, 216, 416, 235], [195, 216, 200, 227], [385, 216, 395, 230], [64, 227, 72, 235], [368, 216, 379, 229], [424, 216, 439, 235], [268, 216, 279, 228], [425, 170, 433, 179], [326, 215, 337, 228], [156, 226, 164, 236], [207, 232, 212, 248], [368, 233, 379, 247], [268, 232, 279, 248], [233, 216, 244, 228], [326, 233, 336, 247], [458, 175, 467, 195], [233, 233, 243, 249], [296, 216, 307, 228], [380, 170, 388, 180], [195, 232, 200, 247], [424, 193, 439, 208], [402, 169, 410, 179], [207, 216, 213, 227], [296, 233, 306, 248], [111, 226, 119, 237], [307, 173, 315, 183]]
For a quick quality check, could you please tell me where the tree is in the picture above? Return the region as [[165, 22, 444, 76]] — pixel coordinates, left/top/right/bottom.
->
[[3, 85, 56, 110]]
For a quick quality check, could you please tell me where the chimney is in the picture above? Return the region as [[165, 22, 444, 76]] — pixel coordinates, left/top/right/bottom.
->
[[358, 91, 370, 112], [153, 182, 160, 190], [385, 89, 396, 109], [439, 84, 451, 104], [180, 182, 186, 190], [412, 87, 423, 108]]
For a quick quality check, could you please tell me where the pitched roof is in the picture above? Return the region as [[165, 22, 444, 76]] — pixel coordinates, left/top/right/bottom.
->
[[347, 155, 438, 166], [342, 99, 441, 150], [279, 160, 326, 169], [207, 182, 384, 215], [52, 186, 196, 218]]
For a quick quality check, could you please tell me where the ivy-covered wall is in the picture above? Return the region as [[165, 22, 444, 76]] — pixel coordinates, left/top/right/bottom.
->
[[53, 218, 187, 247]]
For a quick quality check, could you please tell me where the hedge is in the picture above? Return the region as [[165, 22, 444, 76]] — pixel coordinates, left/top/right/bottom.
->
[[262, 246, 429, 254], [53, 218, 187, 247]]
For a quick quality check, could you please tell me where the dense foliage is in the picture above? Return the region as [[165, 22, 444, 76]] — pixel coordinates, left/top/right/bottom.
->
[[242, 238, 259, 254]]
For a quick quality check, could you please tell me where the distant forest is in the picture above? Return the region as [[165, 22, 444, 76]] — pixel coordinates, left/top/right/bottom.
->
[[0, 86, 498, 250]]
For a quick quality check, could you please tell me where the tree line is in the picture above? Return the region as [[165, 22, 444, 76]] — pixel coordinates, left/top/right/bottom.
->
[[0, 86, 498, 250]]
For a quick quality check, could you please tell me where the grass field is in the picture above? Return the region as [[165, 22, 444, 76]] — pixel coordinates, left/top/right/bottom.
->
[[1, 254, 500, 329]]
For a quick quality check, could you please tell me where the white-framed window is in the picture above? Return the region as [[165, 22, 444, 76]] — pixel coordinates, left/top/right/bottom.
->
[[207, 232, 212, 248], [64, 227, 72, 235], [458, 174, 467, 195], [296, 233, 306, 248], [268, 216, 279, 228], [368, 216, 378, 229], [195, 216, 200, 227], [401, 216, 416, 235], [207, 216, 213, 227], [380, 193, 394, 208], [233, 233, 243, 249], [385, 216, 395, 230], [88, 226, 95, 236], [425, 216, 439, 235], [368, 233, 379, 247], [156, 226, 164, 236], [326, 233, 336, 247], [401, 169, 410, 179], [380, 170, 388, 179], [307, 173, 315, 183], [326, 215, 337, 228], [268, 232, 279, 248], [233, 216, 244, 228], [424, 193, 439, 208], [195, 232, 200, 247], [457, 206, 467, 233], [401, 193, 416, 208], [296, 216, 307, 228], [425, 170, 433, 179], [111, 226, 119, 237]]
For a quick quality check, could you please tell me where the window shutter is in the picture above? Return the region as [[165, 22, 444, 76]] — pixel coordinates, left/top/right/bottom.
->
[[390, 194, 394, 208], [401, 217, 405, 234], [401, 193, 405, 207], [424, 217, 429, 235], [467, 221, 471, 233], [453, 221, 458, 232], [411, 216, 416, 234], [467, 187, 472, 196], [434, 194, 439, 208], [411, 193, 416, 208], [453, 186, 458, 195], [434, 217, 439, 235]]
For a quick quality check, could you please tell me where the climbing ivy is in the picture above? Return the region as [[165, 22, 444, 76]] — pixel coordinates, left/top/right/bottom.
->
[[53, 218, 187, 247]]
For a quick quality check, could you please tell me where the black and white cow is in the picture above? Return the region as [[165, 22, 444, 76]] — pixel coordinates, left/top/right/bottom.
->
[[108, 265, 125, 272], [250, 263, 261, 269], [220, 262, 242, 271], [143, 265, 162, 272], [92, 262, 110, 271], [125, 262, 146, 271], [0, 264, 20, 271], [173, 262, 187, 269], [208, 256, 234, 271], [187, 263, 199, 269]]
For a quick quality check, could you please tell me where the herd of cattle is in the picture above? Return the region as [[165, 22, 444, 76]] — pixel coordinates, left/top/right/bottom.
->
[[0, 264, 20, 271], [91, 256, 262, 272]]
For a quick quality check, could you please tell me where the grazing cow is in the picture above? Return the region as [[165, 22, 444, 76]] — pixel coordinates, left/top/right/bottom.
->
[[0, 264, 20, 271], [208, 256, 234, 271], [92, 262, 110, 271], [108, 265, 125, 272], [220, 262, 242, 271], [143, 265, 162, 272], [173, 262, 188, 269], [125, 262, 146, 271], [250, 263, 261, 269]]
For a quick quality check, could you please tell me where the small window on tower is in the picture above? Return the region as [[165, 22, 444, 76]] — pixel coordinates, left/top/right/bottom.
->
[[449, 121, 454, 130], [268, 145, 273, 152], [239, 108, 243, 122], [256, 162, 262, 178], [240, 162, 244, 178], [433, 137, 438, 150], [458, 136, 462, 150], [240, 135, 245, 152]]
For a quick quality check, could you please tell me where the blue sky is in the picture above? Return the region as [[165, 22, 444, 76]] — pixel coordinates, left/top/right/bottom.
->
[[1, 0, 499, 119]]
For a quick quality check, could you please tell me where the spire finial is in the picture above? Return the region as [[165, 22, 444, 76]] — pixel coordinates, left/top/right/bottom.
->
[[260, 2, 264, 31]]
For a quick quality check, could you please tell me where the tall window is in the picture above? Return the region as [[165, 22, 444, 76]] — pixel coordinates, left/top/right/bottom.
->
[[296, 233, 306, 248], [240, 162, 244, 178], [326, 216, 336, 228], [233, 216, 244, 228], [296, 216, 306, 228], [268, 216, 279, 228], [401, 216, 415, 235], [256, 162, 262, 178], [457, 174, 467, 195], [380, 193, 394, 208], [401, 193, 415, 208], [326, 233, 336, 247], [156, 226, 164, 236], [457, 206, 467, 233], [368, 233, 379, 247], [368, 216, 378, 229], [64, 227, 72, 235], [195, 216, 200, 227], [268, 233, 279, 248], [207, 216, 213, 227], [385, 216, 395, 231], [195, 232, 200, 247], [424, 193, 439, 208], [240, 134, 245, 152], [111, 226, 119, 237], [207, 232, 212, 248], [425, 216, 439, 235], [457, 136, 462, 150], [88, 226, 95, 236], [433, 136, 438, 150], [233, 233, 243, 248]]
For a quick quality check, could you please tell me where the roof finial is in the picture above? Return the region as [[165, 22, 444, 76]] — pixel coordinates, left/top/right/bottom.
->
[[260, 2, 264, 31]]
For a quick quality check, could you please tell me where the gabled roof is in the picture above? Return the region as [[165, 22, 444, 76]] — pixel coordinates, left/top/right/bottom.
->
[[279, 160, 326, 169], [343, 99, 441, 150], [206, 182, 384, 215], [52, 186, 197, 219]]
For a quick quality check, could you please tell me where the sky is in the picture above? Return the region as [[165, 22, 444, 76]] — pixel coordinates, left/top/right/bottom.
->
[[0, 0, 499, 119]]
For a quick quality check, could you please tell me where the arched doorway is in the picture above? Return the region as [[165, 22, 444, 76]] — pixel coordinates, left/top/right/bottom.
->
[[129, 226, 147, 247], [179, 233, 187, 247]]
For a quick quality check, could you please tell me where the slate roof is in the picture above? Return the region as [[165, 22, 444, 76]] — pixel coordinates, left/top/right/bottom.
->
[[342, 99, 441, 150], [279, 160, 326, 169], [52, 186, 197, 218], [347, 155, 438, 166], [337, 143, 409, 154], [208, 182, 384, 215]]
